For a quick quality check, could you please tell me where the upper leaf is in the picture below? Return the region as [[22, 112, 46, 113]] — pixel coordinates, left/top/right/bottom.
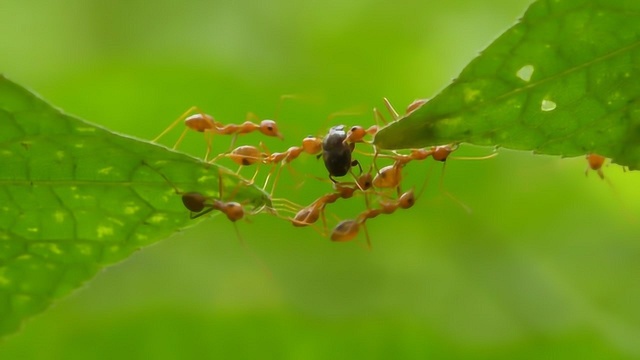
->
[[374, 0, 640, 169], [0, 75, 270, 337]]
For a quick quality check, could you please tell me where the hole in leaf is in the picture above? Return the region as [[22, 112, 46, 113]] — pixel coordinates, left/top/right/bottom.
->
[[516, 64, 534, 82], [541, 99, 557, 112]]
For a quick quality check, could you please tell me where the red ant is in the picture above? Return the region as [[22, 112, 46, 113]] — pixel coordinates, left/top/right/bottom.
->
[[283, 171, 373, 235], [146, 157, 260, 221], [344, 124, 379, 145], [344, 97, 427, 145], [585, 153, 606, 179], [261, 135, 324, 194], [370, 147, 436, 187], [370, 145, 446, 191], [370, 144, 495, 212], [181, 191, 245, 222], [330, 187, 417, 248], [152, 104, 284, 161], [155, 164, 251, 223], [213, 135, 324, 195], [342, 98, 430, 176], [174, 170, 279, 276]]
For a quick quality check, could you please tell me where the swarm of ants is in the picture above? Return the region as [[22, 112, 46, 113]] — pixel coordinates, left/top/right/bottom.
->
[[151, 97, 608, 248]]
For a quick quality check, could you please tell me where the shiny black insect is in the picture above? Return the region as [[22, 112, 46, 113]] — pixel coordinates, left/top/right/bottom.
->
[[321, 125, 361, 182]]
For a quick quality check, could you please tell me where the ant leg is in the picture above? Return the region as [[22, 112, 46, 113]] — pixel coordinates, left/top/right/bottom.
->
[[373, 107, 388, 126], [585, 154, 606, 180], [349, 160, 368, 191], [438, 161, 472, 214], [246, 164, 261, 186], [153, 106, 202, 143], [448, 153, 498, 162], [351, 159, 363, 174], [189, 207, 215, 219], [202, 130, 215, 161], [217, 166, 225, 200], [382, 98, 400, 121], [172, 128, 190, 150], [371, 108, 391, 174], [361, 220, 372, 250], [265, 163, 288, 197], [274, 94, 300, 122], [228, 133, 240, 153], [267, 197, 303, 216], [325, 107, 368, 125]]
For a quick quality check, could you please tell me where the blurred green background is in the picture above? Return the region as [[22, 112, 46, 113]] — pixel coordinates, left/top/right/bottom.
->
[[2, 0, 640, 358]]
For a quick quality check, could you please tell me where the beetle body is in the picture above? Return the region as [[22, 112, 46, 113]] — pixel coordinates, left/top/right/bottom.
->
[[322, 125, 355, 180]]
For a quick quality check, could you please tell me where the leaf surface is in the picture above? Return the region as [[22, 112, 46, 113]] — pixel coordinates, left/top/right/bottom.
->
[[0, 75, 270, 337], [374, 0, 640, 169]]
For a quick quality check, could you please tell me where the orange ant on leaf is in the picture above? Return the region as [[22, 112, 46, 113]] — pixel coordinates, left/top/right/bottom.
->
[[343, 97, 426, 144], [585, 153, 606, 179], [372, 143, 496, 211], [181, 191, 245, 222], [143, 161, 257, 237], [152, 97, 287, 160]]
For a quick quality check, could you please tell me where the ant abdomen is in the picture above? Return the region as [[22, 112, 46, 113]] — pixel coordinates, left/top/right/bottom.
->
[[331, 220, 359, 242], [182, 192, 207, 213], [184, 113, 215, 132]]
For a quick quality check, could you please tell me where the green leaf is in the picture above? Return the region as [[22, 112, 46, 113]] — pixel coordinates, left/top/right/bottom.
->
[[0, 75, 270, 337], [374, 0, 640, 169]]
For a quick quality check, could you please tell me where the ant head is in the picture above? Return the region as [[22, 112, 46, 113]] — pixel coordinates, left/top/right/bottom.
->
[[330, 219, 360, 242], [224, 202, 244, 222], [302, 135, 323, 155], [357, 172, 373, 191], [184, 113, 215, 132], [182, 192, 207, 212], [405, 99, 428, 114], [259, 120, 284, 139], [345, 125, 366, 143]]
